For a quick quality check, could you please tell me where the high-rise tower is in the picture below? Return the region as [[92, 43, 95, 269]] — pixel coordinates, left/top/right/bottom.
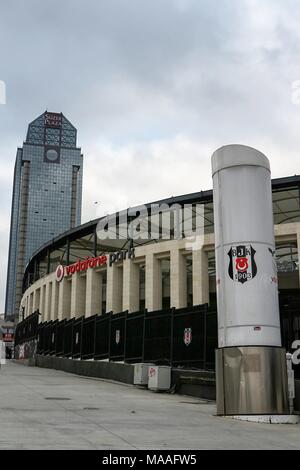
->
[[5, 111, 83, 319]]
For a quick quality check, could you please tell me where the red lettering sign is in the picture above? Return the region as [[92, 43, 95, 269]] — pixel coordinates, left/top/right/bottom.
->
[[45, 112, 62, 128], [61, 255, 107, 278]]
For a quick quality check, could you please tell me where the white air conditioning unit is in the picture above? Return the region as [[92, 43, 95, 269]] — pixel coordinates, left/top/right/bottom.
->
[[133, 363, 153, 386], [148, 365, 171, 391]]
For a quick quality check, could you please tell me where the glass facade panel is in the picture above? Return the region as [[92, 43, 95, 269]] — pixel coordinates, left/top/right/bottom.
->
[[207, 250, 217, 308], [139, 264, 145, 311], [96, 237, 129, 254], [186, 255, 193, 307], [36, 254, 48, 279], [204, 202, 214, 234], [208, 251, 216, 279], [101, 270, 107, 314], [161, 258, 170, 309], [69, 233, 95, 263], [273, 187, 300, 225], [49, 245, 68, 272], [20, 177, 300, 296], [276, 241, 299, 289]]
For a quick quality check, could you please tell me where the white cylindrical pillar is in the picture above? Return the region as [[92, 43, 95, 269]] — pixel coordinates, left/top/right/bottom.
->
[[212, 144, 281, 348], [212, 145, 288, 416]]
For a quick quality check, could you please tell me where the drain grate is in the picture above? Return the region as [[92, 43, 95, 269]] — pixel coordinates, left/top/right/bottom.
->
[[45, 397, 71, 401]]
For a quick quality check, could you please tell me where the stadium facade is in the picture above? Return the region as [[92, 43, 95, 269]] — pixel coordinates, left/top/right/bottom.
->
[[19, 175, 299, 348]]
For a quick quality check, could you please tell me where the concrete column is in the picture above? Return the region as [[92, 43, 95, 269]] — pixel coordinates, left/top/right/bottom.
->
[[40, 285, 47, 321], [23, 297, 26, 317], [170, 249, 187, 308], [33, 288, 40, 313], [107, 264, 123, 313], [70, 273, 86, 319], [25, 296, 28, 316], [297, 230, 300, 288], [85, 268, 102, 317], [123, 260, 139, 313], [29, 292, 34, 315], [51, 281, 59, 321], [58, 278, 71, 321], [44, 282, 52, 322], [145, 253, 162, 312], [193, 248, 209, 305], [22, 297, 26, 317]]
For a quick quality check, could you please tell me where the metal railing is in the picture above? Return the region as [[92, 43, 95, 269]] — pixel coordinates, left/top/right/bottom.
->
[[15, 304, 217, 370]]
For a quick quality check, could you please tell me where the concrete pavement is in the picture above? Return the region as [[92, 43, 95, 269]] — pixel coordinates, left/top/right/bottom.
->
[[0, 361, 299, 450]]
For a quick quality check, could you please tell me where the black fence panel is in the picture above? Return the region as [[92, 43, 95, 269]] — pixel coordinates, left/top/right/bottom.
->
[[55, 319, 66, 356], [280, 290, 300, 379], [94, 312, 111, 359], [37, 323, 45, 354], [27, 313, 39, 341], [15, 327, 20, 346], [81, 315, 96, 360], [144, 308, 173, 365], [172, 305, 206, 368], [43, 322, 52, 355], [24, 320, 29, 342], [125, 310, 145, 363], [49, 320, 58, 355], [72, 317, 84, 358], [204, 310, 217, 370], [15, 312, 40, 345], [16, 292, 300, 376], [15, 304, 218, 369], [63, 319, 74, 357], [110, 311, 126, 361]]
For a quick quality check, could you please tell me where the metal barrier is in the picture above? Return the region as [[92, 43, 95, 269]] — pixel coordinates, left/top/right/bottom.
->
[[144, 308, 173, 365], [16, 304, 217, 369], [280, 291, 300, 379], [125, 310, 145, 363], [55, 319, 66, 356], [37, 323, 45, 354], [15, 311, 39, 346], [63, 319, 74, 357], [172, 305, 205, 368], [49, 320, 58, 356], [72, 317, 83, 359], [81, 315, 97, 360], [14, 292, 300, 375], [94, 312, 111, 360], [110, 311, 127, 361]]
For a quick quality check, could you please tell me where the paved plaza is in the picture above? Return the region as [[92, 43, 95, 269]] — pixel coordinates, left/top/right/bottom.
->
[[0, 361, 299, 450]]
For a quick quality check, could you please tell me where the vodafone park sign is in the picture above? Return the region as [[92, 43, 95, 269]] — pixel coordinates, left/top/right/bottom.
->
[[55, 247, 135, 282]]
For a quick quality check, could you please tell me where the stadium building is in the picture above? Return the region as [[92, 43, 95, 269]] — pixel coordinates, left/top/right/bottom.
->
[[18, 175, 299, 360]]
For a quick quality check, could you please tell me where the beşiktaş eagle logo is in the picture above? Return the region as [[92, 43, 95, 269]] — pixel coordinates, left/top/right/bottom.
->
[[184, 328, 192, 346], [228, 245, 257, 284], [115, 330, 120, 345]]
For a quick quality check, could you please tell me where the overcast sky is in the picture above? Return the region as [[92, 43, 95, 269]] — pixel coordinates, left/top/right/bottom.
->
[[0, 0, 300, 311]]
